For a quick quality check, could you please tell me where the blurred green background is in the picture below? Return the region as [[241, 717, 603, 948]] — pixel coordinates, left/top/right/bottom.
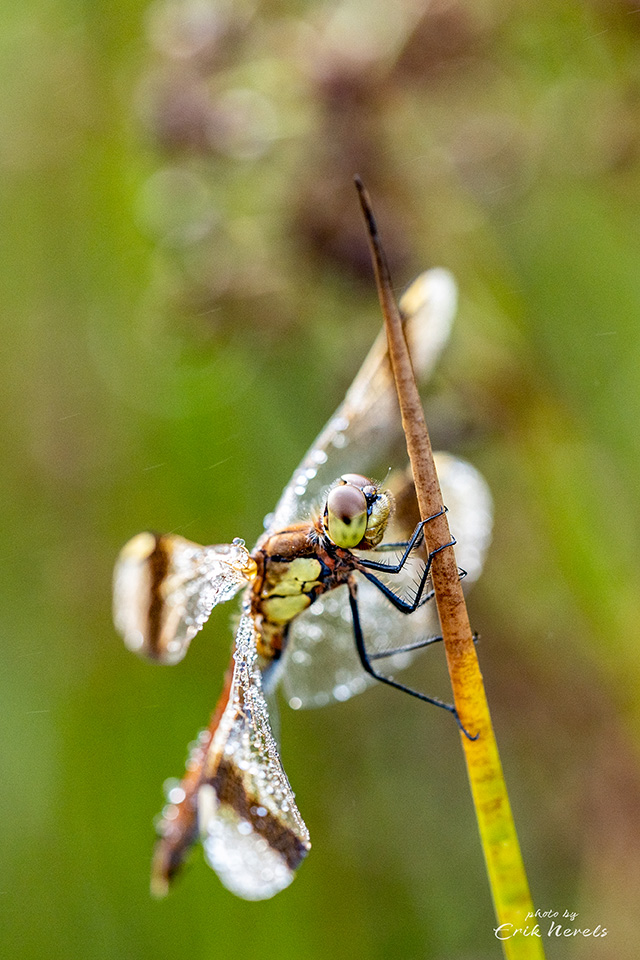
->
[[2, 1, 640, 958]]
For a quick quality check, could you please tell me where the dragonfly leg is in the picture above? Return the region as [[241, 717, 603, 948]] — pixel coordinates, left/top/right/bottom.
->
[[368, 635, 443, 660], [358, 507, 448, 574], [371, 536, 422, 553], [347, 580, 478, 740], [368, 632, 479, 661], [361, 536, 455, 613], [371, 535, 468, 562]]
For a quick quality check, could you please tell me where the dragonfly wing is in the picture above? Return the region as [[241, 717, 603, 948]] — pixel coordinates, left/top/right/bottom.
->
[[265, 269, 457, 534], [425, 452, 493, 583], [281, 453, 492, 709], [196, 613, 310, 899], [113, 533, 256, 664], [152, 615, 310, 900]]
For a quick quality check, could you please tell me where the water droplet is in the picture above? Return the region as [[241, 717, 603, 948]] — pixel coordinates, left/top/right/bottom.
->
[[168, 786, 186, 804], [333, 684, 352, 702]]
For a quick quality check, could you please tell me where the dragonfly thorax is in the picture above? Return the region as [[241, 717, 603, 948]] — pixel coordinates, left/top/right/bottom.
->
[[323, 474, 393, 550]]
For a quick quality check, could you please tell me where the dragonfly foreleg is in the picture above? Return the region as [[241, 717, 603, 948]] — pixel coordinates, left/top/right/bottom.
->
[[371, 535, 423, 553], [358, 507, 448, 573], [347, 579, 477, 740], [360, 535, 454, 613]]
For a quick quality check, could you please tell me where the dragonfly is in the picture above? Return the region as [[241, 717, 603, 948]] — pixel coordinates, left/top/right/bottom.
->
[[113, 232, 492, 902]]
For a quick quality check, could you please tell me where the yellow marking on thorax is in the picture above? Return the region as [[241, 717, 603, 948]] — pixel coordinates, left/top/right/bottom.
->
[[262, 594, 311, 624], [261, 556, 322, 625]]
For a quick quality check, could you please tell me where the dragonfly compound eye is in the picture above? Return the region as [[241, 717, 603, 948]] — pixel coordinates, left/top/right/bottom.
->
[[326, 484, 368, 548], [339, 473, 371, 489]]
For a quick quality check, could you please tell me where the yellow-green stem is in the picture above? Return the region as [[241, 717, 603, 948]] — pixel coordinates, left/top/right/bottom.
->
[[356, 178, 545, 960]]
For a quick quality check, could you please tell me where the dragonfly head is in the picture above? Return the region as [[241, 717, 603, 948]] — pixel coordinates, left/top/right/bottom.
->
[[323, 474, 393, 550]]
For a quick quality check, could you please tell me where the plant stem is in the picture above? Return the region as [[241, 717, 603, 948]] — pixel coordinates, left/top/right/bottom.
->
[[355, 177, 545, 960]]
